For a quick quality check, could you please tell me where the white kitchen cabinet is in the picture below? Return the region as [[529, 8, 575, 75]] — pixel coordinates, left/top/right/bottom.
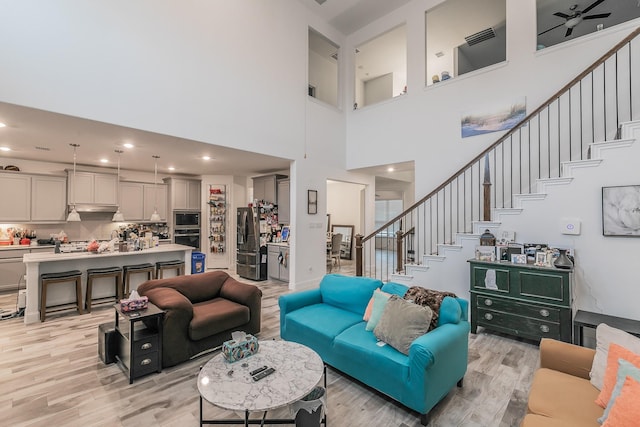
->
[[253, 174, 287, 205], [277, 179, 290, 225], [119, 182, 167, 221], [31, 176, 67, 222], [144, 183, 168, 221], [68, 171, 118, 206], [0, 173, 31, 222], [267, 244, 289, 282], [165, 178, 201, 211], [119, 182, 145, 221]]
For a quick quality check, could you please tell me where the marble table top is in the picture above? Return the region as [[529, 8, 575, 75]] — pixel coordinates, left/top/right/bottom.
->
[[198, 340, 323, 413]]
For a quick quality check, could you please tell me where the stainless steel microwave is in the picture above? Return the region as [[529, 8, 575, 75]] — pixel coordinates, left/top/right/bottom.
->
[[174, 211, 200, 228]]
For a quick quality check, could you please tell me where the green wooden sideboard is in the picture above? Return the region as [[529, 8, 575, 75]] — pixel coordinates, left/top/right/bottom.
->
[[469, 259, 573, 343]]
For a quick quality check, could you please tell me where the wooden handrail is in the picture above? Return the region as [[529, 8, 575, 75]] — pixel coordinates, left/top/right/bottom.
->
[[363, 26, 640, 243]]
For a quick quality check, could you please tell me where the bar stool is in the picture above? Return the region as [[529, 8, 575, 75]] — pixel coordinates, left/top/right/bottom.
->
[[122, 263, 155, 295], [156, 260, 185, 279], [85, 266, 123, 312], [40, 270, 83, 322]]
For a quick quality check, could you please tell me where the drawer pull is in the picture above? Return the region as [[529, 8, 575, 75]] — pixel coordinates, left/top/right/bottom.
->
[[484, 313, 493, 321], [540, 325, 550, 333], [141, 358, 152, 366], [141, 343, 153, 350], [539, 309, 550, 317], [484, 298, 493, 306]]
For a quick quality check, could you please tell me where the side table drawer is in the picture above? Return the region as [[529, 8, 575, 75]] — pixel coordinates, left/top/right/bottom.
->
[[133, 334, 159, 356], [476, 295, 560, 322], [132, 352, 160, 378], [477, 307, 560, 340]]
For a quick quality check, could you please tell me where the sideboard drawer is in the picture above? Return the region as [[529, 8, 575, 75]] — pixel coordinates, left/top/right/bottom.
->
[[475, 295, 560, 322], [477, 307, 561, 341]]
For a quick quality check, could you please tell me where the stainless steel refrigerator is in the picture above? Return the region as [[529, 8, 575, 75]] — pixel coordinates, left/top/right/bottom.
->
[[236, 207, 267, 280]]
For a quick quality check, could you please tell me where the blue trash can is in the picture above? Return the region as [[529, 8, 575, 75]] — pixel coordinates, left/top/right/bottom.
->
[[192, 251, 205, 274]]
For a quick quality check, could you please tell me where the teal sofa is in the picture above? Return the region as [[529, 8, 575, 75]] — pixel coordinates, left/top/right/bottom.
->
[[279, 274, 469, 425]]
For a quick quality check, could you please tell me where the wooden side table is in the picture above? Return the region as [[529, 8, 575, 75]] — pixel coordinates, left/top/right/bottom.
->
[[573, 310, 640, 346], [114, 302, 165, 383]]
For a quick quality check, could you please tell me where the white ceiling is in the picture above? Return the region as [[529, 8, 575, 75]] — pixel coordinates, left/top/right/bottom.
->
[[0, 102, 290, 177]]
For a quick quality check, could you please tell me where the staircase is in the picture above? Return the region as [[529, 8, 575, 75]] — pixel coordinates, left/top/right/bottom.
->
[[356, 27, 640, 301]]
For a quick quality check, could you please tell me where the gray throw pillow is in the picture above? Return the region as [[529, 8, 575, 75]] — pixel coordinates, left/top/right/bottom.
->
[[373, 295, 433, 355]]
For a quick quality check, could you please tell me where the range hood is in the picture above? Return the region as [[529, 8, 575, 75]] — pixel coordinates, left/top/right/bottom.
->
[[68, 204, 118, 213]]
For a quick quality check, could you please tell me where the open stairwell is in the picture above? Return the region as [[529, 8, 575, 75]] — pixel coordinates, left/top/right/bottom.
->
[[391, 120, 639, 299]]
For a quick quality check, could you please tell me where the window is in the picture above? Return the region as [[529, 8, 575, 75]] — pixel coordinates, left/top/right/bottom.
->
[[308, 28, 339, 107], [355, 24, 407, 109], [375, 199, 403, 231], [426, 0, 506, 86]]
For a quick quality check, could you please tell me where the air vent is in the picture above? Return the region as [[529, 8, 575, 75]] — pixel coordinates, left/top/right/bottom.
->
[[465, 28, 496, 46], [435, 51, 444, 58], [315, 0, 327, 4], [35, 146, 51, 151], [330, 52, 338, 61]]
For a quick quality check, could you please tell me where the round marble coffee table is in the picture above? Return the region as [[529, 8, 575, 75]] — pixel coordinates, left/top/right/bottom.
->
[[197, 340, 324, 426]]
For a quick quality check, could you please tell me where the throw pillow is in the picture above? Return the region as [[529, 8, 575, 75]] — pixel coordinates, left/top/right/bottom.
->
[[591, 323, 640, 390], [599, 359, 640, 423], [595, 343, 640, 408], [363, 290, 390, 321], [403, 286, 456, 331], [373, 295, 433, 355], [602, 376, 640, 427], [365, 290, 392, 331]]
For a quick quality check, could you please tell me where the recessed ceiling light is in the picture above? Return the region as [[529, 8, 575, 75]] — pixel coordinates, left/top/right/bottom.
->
[[123, 143, 134, 148], [387, 167, 395, 172], [0, 123, 6, 128], [100, 158, 109, 163], [202, 156, 211, 161], [168, 166, 175, 171], [0, 146, 10, 152]]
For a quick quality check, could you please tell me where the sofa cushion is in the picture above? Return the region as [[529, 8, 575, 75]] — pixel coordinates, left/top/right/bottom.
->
[[380, 282, 409, 297], [527, 367, 602, 427], [591, 323, 640, 390], [438, 296, 462, 327], [319, 274, 382, 316], [373, 296, 433, 355], [595, 342, 640, 407], [333, 322, 410, 380], [284, 303, 364, 352], [365, 290, 392, 331], [600, 359, 640, 423], [602, 375, 640, 427], [521, 414, 594, 427], [404, 286, 457, 331], [189, 298, 250, 341]]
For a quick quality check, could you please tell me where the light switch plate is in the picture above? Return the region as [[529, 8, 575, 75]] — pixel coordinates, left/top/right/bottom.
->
[[561, 218, 581, 235]]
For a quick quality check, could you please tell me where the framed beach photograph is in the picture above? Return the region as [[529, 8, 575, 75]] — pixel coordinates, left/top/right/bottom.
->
[[511, 254, 527, 264], [602, 185, 640, 236]]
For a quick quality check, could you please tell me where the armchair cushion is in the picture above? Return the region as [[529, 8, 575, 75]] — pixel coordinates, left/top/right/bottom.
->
[[189, 298, 250, 341]]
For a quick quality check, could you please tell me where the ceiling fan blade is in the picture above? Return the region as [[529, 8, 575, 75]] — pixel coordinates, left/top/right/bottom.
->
[[554, 12, 570, 19], [583, 13, 611, 20], [582, 0, 607, 14], [565, 27, 574, 37], [538, 22, 565, 36]]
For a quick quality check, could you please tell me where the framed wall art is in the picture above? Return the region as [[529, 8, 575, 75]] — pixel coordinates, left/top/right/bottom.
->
[[307, 190, 318, 215], [602, 185, 640, 236]]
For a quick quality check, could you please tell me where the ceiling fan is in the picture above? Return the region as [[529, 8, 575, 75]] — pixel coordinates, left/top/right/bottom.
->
[[538, 0, 612, 38]]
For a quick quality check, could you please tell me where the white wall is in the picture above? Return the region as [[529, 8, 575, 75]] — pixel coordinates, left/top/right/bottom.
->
[[327, 181, 365, 235], [309, 50, 338, 107]]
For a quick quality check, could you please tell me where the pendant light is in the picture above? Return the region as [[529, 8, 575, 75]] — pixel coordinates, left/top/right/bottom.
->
[[66, 143, 81, 222], [112, 149, 125, 222], [149, 155, 161, 222]]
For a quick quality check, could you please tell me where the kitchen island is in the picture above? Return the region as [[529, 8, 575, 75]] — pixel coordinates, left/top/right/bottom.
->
[[22, 244, 193, 325]]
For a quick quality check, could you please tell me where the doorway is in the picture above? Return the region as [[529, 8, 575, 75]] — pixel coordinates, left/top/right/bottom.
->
[[326, 180, 365, 274]]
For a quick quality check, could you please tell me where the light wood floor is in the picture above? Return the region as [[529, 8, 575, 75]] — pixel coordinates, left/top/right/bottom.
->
[[0, 271, 538, 427]]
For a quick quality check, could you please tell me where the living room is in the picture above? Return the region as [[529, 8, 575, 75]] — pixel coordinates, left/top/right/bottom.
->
[[1, 0, 640, 426]]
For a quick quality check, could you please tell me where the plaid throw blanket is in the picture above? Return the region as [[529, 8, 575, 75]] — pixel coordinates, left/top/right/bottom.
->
[[403, 286, 457, 331]]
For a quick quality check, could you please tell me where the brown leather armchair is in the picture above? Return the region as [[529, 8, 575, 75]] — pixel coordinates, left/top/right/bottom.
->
[[138, 271, 262, 367]]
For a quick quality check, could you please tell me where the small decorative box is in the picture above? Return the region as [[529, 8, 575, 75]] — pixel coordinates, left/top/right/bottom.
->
[[120, 296, 149, 312], [222, 334, 259, 363]]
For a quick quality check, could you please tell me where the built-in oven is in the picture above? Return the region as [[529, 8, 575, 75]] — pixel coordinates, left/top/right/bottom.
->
[[174, 228, 201, 251], [174, 211, 200, 228]]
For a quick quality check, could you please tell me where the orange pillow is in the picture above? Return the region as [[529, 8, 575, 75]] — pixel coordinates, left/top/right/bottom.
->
[[602, 376, 640, 427], [595, 343, 640, 408]]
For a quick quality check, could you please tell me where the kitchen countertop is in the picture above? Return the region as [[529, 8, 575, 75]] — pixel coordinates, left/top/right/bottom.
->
[[23, 244, 193, 264], [0, 244, 55, 251], [267, 242, 289, 247]]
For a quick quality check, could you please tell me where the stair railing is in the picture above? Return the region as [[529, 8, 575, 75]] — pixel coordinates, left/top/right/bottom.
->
[[357, 26, 640, 281]]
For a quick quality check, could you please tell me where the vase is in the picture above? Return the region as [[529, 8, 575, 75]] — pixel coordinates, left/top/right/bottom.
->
[[554, 249, 574, 269]]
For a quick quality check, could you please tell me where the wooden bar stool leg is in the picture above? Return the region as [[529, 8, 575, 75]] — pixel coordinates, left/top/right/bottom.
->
[[40, 281, 48, 322], [85, 275, 94, 312], [116, 272, 123, 301], [75, 276, 83, 315]]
